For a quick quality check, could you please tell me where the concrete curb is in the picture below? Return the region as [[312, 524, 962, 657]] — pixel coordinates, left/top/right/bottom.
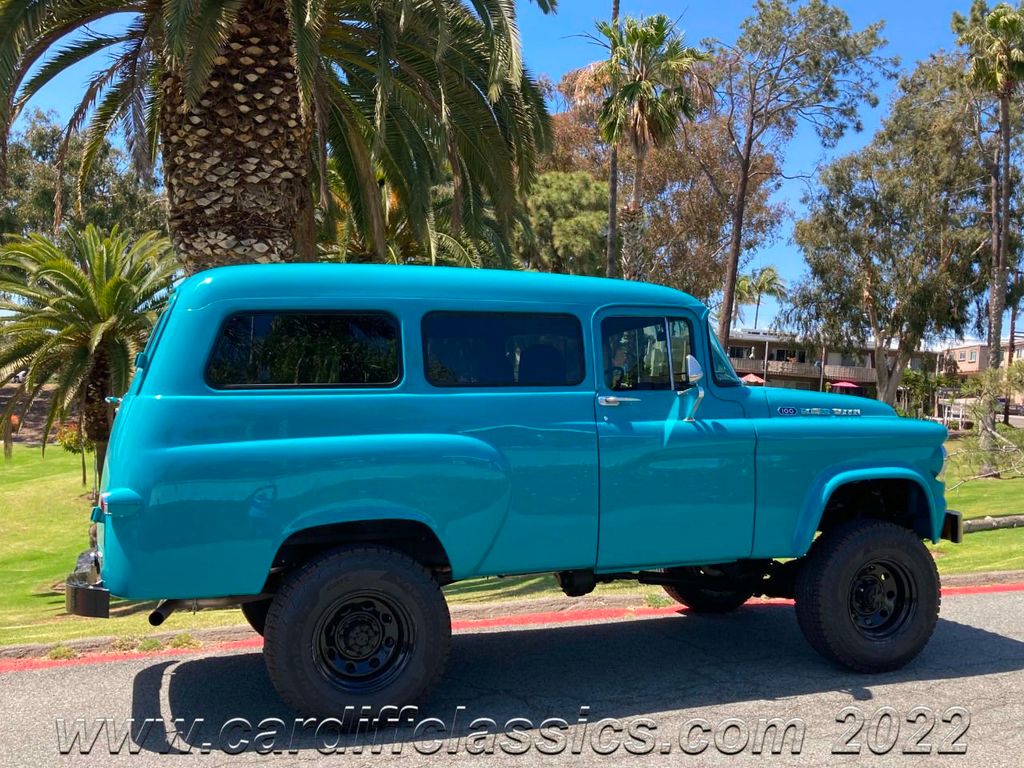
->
[[2, 578, 1023, 667]]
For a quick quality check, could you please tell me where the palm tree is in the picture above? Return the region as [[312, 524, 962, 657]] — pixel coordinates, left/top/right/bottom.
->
[[955, 1, 1024, 372], [0, 226, 176, 480], [732, 273, 754, 325], [953, 0, 1024, 459], [745, 265, 786, 329], [0, 0, 554, 273], [594, 14, 706, 281], [324, 168, 517, 269], [605, 0, 621, 279]]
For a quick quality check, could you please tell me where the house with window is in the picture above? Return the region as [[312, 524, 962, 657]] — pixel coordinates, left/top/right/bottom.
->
[[939, 338, 1024, 379], [725, 328, 934, 395]]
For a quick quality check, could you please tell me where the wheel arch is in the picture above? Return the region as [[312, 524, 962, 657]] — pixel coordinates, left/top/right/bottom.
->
[[266, 516, 454, 591], [792, 467, 939, 556]]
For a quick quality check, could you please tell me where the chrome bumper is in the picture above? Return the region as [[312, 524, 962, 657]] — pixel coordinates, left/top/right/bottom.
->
[[65, 548, 109, 618]]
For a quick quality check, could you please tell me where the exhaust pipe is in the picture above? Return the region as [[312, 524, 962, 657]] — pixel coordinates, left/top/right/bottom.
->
[[148, 599, 186, 626], [148, 594, 270, 626]]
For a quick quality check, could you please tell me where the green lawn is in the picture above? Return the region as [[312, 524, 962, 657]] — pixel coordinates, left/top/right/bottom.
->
[[1, 441, 1022, 648]]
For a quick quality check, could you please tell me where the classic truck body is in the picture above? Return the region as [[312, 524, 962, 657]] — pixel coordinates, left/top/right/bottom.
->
[[67, 263, 959, 712], [77, 263, 950, 605]]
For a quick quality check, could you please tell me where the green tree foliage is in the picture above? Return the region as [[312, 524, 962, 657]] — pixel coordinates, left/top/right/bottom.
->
[[545, 76, 782, 300], [0, 0, 554, 271], [784, 57, 986, 405], [733, 265, 786, 329], [953, 1, 1024, 461], [322, 170, 517, 269], [0, 110, 164, 238], [518, 171, 607, 275], [711, 0, 897, 344], [0, 226, 176, 478], [591, 14, 706, 281]]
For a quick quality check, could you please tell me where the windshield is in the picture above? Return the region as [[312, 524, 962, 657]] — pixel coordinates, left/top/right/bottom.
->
[[707, 323, 741, 387]]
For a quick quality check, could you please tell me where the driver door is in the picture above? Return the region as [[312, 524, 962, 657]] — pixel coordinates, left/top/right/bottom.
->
[[594, 309, 756, 570]]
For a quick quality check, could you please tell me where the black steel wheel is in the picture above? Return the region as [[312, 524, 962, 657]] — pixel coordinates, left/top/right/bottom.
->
[[795, 519, 940, 673], [263, 546, 451, 717], [847, 559, 916, 640], [312, 591, 414, 693]]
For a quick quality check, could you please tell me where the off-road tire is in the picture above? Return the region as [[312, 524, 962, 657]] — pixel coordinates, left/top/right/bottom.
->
[[662, 578, 753, 613], [263, 545, 451, 717], [795, 519, 940, 673], [240, 598, 271, 636]]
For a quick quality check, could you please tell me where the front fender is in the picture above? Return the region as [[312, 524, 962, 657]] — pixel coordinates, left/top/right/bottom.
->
[[792, 466, 942, 556]]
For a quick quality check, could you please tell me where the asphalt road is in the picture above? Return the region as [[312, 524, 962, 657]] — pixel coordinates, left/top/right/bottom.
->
[[2, 590, 1023, 767]]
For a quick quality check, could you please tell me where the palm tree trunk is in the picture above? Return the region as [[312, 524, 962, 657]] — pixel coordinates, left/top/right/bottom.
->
[[981, 96, 1011, 471], [1005, 293, 1019, 425], [631, 151, 645, 212], [753, 295, 761, 329], [619, 151, 647, 282], [605, 0, 621, 279], [161, 0, 314, 274], [82, 347, 112, 487]]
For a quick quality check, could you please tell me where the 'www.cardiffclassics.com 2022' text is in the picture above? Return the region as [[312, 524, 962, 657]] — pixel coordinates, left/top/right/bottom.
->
[[55, 705, 970, 756]]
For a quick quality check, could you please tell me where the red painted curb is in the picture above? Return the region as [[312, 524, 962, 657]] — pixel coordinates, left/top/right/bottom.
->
[[1, 582, 1020, 674]]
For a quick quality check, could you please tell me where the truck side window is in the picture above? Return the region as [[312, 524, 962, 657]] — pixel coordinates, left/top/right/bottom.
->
[[206, 311, 400, 388], [668, 318, 693, 389], [602, 316, 673, 391], [422, 312, 584, 387], [707, 321, 742, 387]]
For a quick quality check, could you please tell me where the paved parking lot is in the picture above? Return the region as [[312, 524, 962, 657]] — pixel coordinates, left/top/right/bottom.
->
[[1, 589, 1023, 767]]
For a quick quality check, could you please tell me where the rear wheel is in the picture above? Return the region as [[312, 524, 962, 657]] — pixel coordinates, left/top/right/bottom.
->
[[662, 566, 755, 613], [263, 546, 450, 717], [795, 519, 940, 672], [240, 598, 271, 636]]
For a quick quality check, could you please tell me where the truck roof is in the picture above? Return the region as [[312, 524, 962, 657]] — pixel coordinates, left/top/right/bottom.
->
[[173, 263, 705, 311]]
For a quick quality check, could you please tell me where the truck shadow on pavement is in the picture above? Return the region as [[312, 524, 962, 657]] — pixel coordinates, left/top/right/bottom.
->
[[129, 604, 1024, 754]]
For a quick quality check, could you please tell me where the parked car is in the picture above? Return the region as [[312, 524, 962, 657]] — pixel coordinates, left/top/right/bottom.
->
[[67, 264, 959, 716]]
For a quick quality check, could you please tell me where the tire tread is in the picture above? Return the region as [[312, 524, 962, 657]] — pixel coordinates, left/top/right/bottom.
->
[[795, 519, 940, 673]]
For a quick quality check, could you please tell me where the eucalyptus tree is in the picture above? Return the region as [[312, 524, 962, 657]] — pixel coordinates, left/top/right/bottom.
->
[[709, 0, 896, 345], [0, 226, 176, 476], [784, 59, 986, 405], [593, 14, 706, 281], [0, 0, 554, 273], [0, 110, 164, 238]]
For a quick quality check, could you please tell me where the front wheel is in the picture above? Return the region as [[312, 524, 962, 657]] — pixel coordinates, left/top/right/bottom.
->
[[795, 519, 940, 673], [263, 546, 451, 717]]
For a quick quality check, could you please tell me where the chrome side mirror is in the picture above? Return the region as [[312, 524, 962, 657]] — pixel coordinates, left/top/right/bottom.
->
[[685, 354, 704, 384], [683, 354, 705, 422]]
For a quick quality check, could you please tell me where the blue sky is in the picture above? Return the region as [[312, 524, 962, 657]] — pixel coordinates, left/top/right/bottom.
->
[[21, 0, 975, 328], [516, 0, 973, 328]]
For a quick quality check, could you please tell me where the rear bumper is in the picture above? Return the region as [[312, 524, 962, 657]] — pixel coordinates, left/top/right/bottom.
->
[[941, 509, 963, 544], [65, 549, 110, 618]]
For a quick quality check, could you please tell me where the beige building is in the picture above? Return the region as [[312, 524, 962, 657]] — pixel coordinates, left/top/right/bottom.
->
[[940, 338, 1024, 378], [726, 329, 933, 395]]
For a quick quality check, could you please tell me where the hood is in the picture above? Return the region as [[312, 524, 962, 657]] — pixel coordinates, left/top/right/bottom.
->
[[762, 387, 897, 418]]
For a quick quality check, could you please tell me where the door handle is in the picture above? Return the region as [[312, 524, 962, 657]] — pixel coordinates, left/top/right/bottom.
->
[[598, 395, 641, 407]]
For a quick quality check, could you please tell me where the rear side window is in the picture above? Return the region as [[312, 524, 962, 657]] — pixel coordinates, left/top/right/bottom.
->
[[206, 312, 400, 388], [423, 312, 585, 387]]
